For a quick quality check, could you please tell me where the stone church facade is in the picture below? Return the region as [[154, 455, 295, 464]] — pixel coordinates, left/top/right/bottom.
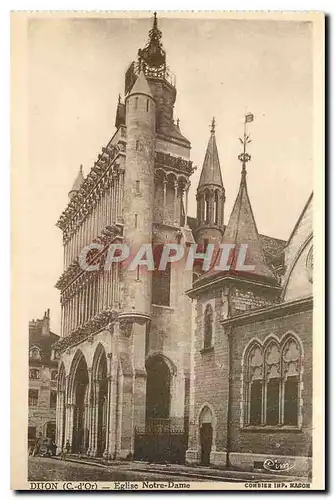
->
[[54, 13, 313, 471]]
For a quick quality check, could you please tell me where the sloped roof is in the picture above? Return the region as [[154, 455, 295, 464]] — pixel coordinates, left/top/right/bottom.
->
[[187, 215, 285, 268], [128, 69, 154, 99], [29, 328, 59, 365], [194, 167, 279, 286], [198, 126, 223, 188]]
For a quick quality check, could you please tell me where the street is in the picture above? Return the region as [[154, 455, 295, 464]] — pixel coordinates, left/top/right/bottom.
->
[[28, 457, 206, 482]]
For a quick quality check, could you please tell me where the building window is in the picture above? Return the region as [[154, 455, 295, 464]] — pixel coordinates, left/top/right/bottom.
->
[[244, 335, 302, 427], [29, 389, 38, 407], [50, 370, 57, 381], [30, 347, 40, 359], [135, 180, 140, 193], [203, 304, 213, 350], [135, 97, 138, 109], [29, 369, 40, 379], [146, 99, 150, 112], [28, 426, 36, 440], [152, 245, 171, 306], [50, 391, 57, 408]]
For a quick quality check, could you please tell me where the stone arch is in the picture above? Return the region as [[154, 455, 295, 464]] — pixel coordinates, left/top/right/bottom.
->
[[67, 349, 89, 404]]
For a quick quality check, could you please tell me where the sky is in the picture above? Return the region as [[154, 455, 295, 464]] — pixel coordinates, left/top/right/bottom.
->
[[24, 14, 313, 334]]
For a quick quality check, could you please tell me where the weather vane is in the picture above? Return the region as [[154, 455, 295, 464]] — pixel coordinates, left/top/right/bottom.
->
[[238, 112, 254, 169]]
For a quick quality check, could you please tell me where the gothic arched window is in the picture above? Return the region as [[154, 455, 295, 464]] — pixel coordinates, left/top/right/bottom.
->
[[244, 335, 302, 427], [205, 192, 210, 224], [214, 191, 219, 225], [204, 304, 213, 350]]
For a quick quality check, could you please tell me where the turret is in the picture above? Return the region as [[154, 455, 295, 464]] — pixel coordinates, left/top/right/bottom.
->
[[195, 118, 225, 249], [121, 68, 156, 319]]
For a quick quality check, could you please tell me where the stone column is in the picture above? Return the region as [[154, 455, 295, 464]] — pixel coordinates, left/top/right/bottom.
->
[[106, 354, 118, 460], [56, 390, 65, 454], [170, 369, 185, 430], [173, 180, 178, 224], [185, 184, 190, 227], [186, 298, 200, 464], [86, 368, 93, 456], [89, 380, 100, 457], [162, 179, 167, 223], [209, 190, 215, 224]]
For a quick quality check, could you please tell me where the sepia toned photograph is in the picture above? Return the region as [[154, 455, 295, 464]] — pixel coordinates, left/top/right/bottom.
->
[[11, 10, 324, 491]]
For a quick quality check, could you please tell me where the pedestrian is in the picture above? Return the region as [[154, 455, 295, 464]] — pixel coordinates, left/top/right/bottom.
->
[[61, 439, 71, 460], [32, 432, 43, 457]]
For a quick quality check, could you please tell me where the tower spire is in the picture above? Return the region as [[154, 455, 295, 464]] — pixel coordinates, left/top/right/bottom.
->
[[195, 118, 225, 247], [211, 117, 215, 134], [138, 12, 166, 70]]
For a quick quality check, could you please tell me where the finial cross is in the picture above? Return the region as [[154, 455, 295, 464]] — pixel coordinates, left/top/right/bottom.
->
[[211, 117, 215, 134]]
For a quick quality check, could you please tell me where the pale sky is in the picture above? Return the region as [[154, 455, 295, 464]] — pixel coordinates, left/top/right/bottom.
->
[[25, 15, 313, 334]]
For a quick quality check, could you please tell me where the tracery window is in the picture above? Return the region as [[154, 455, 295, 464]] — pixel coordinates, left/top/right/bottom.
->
[[244, 335, 302, 427], [204, 304, 213, 350], [29, 389, 38, 407]]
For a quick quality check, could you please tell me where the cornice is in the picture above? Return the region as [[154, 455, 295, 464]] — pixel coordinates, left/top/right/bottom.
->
[[53, 309, 119, 353], [155, 151, 194, 177], [221, 296, 313, 328], [56, 144, 125, 234], [55, 224, 123, 293]]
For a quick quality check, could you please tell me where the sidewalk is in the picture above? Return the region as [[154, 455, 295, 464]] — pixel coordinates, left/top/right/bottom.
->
[[56, 455, 311, 483]]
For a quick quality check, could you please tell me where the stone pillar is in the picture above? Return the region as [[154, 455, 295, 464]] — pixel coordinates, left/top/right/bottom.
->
[[56, 390, 65, 454], [90, 380, 100, 457], [185, 184, 190, 227], [86, 368, 93, 456], [64, 403, 75, 452], [114, 348, 135, 460], [209, 190, 215, 224], [163, 179, 167, 222], [186, 298, 200, 464], [173, 180, 178, 224], [107, 356, 118, 460], [170, 369, 185, 430]]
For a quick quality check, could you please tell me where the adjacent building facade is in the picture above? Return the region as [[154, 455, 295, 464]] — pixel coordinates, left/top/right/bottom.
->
[[186, 186, 313, 474], [28, 310, 59, 445], [53, 13, 313, 472]]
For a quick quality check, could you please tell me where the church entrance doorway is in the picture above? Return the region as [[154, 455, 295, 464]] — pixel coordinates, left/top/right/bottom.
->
[[200, 423, 212, 465], [199, 406, 213, 466]]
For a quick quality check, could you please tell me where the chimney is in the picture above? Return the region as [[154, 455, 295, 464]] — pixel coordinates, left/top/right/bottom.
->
[[42, 310, 50, 336], [29, 319, 37, 336]]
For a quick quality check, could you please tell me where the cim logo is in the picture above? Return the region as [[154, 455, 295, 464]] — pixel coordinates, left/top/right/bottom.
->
[[263, 459, 295, 473]]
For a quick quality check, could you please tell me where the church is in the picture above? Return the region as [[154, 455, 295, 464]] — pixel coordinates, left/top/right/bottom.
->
[[54, 13, 313, 473]]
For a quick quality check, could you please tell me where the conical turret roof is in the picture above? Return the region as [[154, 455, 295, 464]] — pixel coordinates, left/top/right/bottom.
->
[[128, 69, 154, 99], [194, 165, 277, 286], [198, 118, 223, 189], [221, 167, 276, 281]]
